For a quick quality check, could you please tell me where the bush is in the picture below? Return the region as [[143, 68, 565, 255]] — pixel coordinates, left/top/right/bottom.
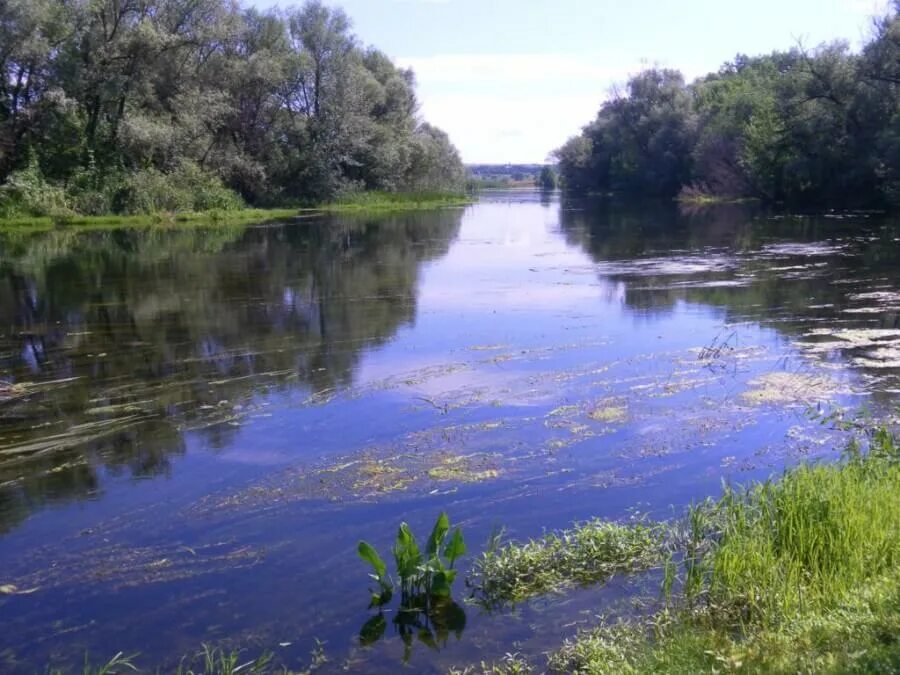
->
[[114, 161, 244, 215], [0, 154, 72, 218]]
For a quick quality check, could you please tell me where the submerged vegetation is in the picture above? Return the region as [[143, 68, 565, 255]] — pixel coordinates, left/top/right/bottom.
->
[[0, 0, 465, 218], [462, 428, 900, 673], [556, 2, 900, 208]]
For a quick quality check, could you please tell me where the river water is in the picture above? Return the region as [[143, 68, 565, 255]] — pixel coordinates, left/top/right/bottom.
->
[[0, 190, 897, 672]]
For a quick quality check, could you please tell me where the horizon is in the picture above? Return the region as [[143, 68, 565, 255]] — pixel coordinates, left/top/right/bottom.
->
[[251, 0, 893, 164]]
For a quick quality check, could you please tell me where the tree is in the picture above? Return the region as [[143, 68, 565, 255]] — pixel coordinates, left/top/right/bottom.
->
[[0, 0, 466, 214], [538, 166, 557, 190], [556, 2, 900, 209]]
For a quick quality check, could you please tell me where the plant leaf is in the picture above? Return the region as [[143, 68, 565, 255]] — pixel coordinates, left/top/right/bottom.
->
[[357, 541, 387, 579], [443, 527, 466, 566], [430, 569, 455, 597], [426, 512, 450, 558], [393, 522, 421, 581]]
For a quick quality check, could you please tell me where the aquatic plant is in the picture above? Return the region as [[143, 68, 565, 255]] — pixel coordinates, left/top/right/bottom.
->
[[468, 518, 664, 607], [357, 513, 467, 660], [448, 652, 534, 675], [358, 512, 466, 608], [49, 641, 326, 674]]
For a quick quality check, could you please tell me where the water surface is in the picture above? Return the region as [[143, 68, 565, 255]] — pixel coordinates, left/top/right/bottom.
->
[[0, 192, 898, 672]]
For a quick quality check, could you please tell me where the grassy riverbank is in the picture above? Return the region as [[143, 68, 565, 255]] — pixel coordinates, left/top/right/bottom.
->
[[316, 191, 473, 211], [462, 428, 900, 674], [0, 193, 473, 230], [0, 208, 304, 231]]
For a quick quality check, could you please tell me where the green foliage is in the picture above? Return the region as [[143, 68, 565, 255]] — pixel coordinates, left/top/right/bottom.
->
[[448, 653, 535, 675], [469, 518, 664, 606], [357, 513, 467, 662], [324, 190, 471, 210], [358, 512, 466, 608], [115, 162, 244, 215], [557, 4, 900, 208], [357, 540, 393, 607], [174, 644, 274, 675], [546, 430, 900, 674], [0, 0, 465, 215], [0, 153, 72, 218], [538, 166, 558, 190]]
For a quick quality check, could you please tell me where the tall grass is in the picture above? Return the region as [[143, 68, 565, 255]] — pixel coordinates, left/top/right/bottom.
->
[[696, 434, 898, 624]]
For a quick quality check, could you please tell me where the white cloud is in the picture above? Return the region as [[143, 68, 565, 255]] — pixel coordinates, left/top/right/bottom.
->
[[396, 52, 699, 163]]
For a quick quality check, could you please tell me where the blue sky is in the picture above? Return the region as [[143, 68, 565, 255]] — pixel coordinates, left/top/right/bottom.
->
[[252, 0, 892, 163]]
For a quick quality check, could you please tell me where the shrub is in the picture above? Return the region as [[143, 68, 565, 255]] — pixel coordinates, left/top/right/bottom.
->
[[115, 161, 243, 215], [0, 153, 72, 218]]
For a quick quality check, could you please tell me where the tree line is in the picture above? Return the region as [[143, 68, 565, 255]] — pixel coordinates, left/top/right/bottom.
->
[[555, 3, 900, 209], [0, 0, 466, 217]]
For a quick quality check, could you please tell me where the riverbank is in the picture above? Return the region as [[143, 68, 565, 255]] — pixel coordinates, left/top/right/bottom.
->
[[460, 428, 900, 674], [0, 193, 474, 230], [315, 191, 473, 211]]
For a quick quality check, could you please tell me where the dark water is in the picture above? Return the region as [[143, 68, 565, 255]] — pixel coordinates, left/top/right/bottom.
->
[[0, 191, 898, 672]]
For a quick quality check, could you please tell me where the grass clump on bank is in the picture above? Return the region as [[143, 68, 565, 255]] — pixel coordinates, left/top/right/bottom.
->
[[469, 519, 665, 606]]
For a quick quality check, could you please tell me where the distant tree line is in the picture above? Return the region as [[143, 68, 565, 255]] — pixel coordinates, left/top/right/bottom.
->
[[555, 3, 900, 209], [0, 0, 465, 217]]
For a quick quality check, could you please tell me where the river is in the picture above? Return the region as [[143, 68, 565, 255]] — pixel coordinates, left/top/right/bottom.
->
[[0, 190, 897, 672]]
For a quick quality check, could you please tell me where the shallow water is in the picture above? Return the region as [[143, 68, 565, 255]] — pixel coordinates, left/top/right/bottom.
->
[[0, 191, 897, 672]]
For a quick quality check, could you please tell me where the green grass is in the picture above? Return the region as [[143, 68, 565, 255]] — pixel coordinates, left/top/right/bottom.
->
[[473, 429, 899, 673], [0, 192, 473, 230], [314, 191, 473, 211], [0, 208, 303, 231], [469, 519, 665, 606], [548, 573, 900, 674]]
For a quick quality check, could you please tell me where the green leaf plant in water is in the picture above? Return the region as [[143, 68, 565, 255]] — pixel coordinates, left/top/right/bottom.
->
[[357, 512, 467, 662]]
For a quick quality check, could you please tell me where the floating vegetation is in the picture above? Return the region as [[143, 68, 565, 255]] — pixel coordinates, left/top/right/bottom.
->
[[853, 346, 900, 369], [5, 539, 270, 593], [0, 414, 152, 461], [194, 446, 504, 514], [587, 403, 628, 423], [741, 371, 837, 405], [427, 455, 500, 483]]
